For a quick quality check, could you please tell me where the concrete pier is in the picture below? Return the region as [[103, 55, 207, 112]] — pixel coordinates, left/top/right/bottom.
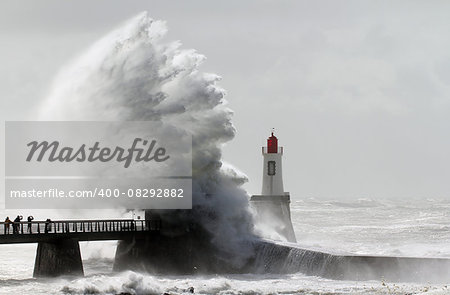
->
[[113, 226, 242, 274], [33, 239, 84, 277], [249, 240, 450, 283], [114, 210, 245, 274], [0, 218, 160, 277]]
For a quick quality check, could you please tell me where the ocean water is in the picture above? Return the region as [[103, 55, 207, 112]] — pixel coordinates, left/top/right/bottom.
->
[[0, 198, 449, 295]]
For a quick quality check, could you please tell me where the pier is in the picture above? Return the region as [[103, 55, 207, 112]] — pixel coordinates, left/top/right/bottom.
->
[[0, 219, 161, 277]]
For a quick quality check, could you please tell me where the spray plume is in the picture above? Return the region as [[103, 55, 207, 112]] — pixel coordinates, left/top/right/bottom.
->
[[39, 12, 256, 266]]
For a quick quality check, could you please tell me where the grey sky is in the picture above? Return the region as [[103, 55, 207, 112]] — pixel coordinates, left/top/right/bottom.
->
[[1, 1, 450, 200]]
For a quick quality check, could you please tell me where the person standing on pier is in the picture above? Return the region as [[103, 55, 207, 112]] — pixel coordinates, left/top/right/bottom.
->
[[13, 215, 22, 234], [44, 218, 52, 233], [27, 216, 34, 233], [4, 217, 12, 234]]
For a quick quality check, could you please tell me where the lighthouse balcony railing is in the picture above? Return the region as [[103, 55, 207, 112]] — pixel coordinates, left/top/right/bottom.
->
[[262, 147, 283, 154]]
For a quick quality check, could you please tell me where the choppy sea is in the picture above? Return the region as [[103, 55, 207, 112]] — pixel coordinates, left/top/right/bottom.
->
[[0, 198, 449, 295]]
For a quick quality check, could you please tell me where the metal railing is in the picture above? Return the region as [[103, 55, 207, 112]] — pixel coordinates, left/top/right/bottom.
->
[[0, 219, 161, 235]]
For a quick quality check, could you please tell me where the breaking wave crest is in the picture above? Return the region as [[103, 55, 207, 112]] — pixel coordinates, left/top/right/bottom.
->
[[39, 11, 256, 266]]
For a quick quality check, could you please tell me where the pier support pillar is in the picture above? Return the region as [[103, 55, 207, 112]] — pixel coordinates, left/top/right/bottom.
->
[[33, 239, 84, 277]]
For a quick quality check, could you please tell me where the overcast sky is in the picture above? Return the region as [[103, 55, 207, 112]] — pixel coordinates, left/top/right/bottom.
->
[[1, 1, 450, 200]]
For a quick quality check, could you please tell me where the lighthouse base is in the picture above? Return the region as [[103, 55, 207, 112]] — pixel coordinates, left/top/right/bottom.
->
[[250, 194, 297, 243]]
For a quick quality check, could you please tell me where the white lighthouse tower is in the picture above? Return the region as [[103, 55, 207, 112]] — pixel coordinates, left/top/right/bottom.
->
[[262, 132, 284, 195], [250, 131, 297, 243]]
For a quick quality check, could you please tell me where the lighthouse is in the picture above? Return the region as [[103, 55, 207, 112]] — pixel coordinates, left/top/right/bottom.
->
[[262, 132, 284, 195], [250, 131, 297, 243]]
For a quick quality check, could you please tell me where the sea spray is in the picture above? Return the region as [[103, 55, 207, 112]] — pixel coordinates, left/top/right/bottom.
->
[[39, 12, 255, 267]]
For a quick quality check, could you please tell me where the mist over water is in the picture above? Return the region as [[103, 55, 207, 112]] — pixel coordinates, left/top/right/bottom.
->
[[291, 198, 450, 258]]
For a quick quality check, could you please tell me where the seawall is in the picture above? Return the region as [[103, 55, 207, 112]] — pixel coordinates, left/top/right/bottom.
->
[[113, 229, 450, 283], [249, 240, 450, 283]]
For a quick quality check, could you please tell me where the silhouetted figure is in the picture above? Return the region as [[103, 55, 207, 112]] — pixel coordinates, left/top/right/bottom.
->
[[4, 217, 11, 234], [13, 215, 22, 234], [27, 216, 34, 233], [45, 218, 51, 233]]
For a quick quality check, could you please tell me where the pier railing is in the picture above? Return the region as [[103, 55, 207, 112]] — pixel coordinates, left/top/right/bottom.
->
[[0, 219, 161, 235]]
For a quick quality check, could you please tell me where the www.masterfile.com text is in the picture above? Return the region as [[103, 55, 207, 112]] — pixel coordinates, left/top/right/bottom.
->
[[8, 188, 185, 199]]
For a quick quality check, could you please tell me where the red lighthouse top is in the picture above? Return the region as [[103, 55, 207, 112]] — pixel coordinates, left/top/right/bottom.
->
[[267, 132, 278, 153]]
